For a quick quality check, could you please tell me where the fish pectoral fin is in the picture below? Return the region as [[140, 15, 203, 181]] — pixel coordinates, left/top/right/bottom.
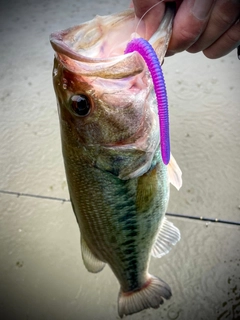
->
[[167, 153, 182, 190], [81, 236, 105, 273], [151, 217, 181, 258]]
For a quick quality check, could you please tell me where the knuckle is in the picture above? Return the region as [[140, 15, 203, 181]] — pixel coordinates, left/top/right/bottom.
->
[[213, 2, 240, 29], [178, 26, 201, 45], [227, 22, 240, 44], [214, 12, 234, 28]]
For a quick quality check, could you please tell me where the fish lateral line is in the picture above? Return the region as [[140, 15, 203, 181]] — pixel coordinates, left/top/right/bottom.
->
[[124, 38, 170, 165]]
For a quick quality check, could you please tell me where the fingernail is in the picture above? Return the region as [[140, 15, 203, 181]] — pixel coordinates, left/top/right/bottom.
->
[[191, 0, 213, 20]]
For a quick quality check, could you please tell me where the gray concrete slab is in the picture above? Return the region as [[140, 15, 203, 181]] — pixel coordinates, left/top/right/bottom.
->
[[0, 194, 239, 319]]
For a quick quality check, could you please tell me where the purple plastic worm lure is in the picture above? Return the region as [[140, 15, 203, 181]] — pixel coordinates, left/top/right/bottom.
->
[[124, 38, 170, 165]]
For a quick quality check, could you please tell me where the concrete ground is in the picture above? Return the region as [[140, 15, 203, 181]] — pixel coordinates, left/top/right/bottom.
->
[[0, 0, 239, 319]]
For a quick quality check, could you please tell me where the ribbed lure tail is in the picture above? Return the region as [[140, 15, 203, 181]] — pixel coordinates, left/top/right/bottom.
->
[[118, 275, 172, 317], [124, 38, 170, 165]]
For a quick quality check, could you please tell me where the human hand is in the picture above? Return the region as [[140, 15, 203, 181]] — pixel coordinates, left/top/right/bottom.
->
[[132, 0, 240, 59]]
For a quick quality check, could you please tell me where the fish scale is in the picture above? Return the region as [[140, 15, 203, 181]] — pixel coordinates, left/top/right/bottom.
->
[[67, 150, 168, 292]]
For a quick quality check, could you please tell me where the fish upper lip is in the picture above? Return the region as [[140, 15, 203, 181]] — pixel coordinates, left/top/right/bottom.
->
[[50, 30, 99, 63], [50, 29, 126, 64]]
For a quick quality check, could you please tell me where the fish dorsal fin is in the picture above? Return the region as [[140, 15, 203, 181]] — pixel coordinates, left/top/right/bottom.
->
[[151, 218, 181, 258], [167, 154, 182, 190], [81, 236, 105, 273]]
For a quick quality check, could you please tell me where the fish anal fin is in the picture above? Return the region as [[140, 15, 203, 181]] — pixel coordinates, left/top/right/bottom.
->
[[167, 153, 182, 190], [151, 217, 181, 258], [81, 237, 105, 273], [118, 275, 172, 317]]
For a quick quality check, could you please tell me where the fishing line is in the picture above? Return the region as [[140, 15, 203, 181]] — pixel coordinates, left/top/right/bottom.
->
[[134, 0, 165, 36], [1, 189, 240, 226]]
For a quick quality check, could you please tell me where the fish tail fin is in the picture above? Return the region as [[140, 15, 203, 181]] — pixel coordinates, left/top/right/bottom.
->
[[118, 275, 172, 318]]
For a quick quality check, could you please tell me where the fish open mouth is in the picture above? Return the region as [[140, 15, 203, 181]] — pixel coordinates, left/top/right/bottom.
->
[[50, 5, 173, 72], [50, 11, 147, 80], [50, 10, 137, 62]]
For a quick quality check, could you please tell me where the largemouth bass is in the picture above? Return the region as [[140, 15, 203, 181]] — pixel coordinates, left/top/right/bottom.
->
[[50, 3, 182, 317]]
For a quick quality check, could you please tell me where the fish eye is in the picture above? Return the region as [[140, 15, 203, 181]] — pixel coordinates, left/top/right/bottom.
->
[[70, 94, 91, 117]]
